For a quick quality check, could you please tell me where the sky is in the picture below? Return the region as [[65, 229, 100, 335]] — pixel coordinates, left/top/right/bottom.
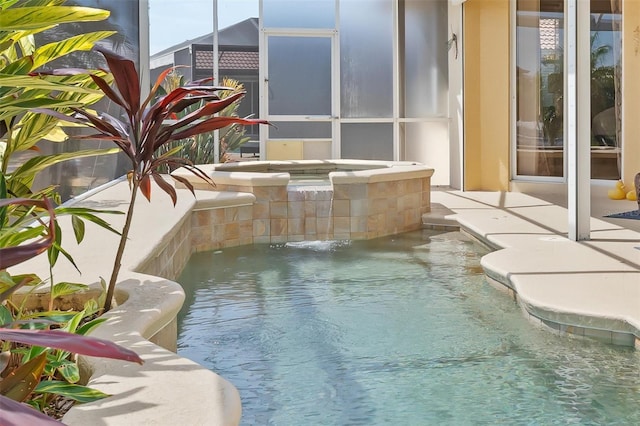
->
[[149, 0, 258, 54]]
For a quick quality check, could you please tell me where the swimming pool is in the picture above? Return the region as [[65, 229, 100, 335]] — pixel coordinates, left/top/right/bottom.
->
[[177, 230, 640, 425]]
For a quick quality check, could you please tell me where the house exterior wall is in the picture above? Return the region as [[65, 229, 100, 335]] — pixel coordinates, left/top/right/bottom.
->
[[463, 0, 511, 191], [623, 0, 640, 186], [464, 0, 638, 192]]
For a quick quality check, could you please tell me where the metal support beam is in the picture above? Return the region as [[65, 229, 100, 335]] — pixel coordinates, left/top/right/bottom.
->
[[566, 0, 591, 241]]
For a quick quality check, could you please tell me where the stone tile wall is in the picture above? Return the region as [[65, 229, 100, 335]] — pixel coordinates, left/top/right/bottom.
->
[[209, 176, 431, 243], [137, 214, 192, 281], [139, 175, 432, 280]]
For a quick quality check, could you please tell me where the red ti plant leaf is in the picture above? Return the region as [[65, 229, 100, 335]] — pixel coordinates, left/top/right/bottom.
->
[[0, 394, 63, 426], [170, 117, 269, 142], [31, 47, 271, 312], [142, 64, 189, 113], [151, 173, 177, 206], [89, 73, 129, 111], [139, 174, 152, 202], [0, 329, 143, 365], [94, 47, 140, 117]]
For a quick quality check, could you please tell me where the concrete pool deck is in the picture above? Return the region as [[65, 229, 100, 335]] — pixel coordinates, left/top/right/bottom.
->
[[8, 179, 639, 425], [424, 189, 640, 348]]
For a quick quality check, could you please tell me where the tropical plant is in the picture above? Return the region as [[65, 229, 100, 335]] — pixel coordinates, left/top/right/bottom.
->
[[0, 0, 120, 200], [156, 74, 252, 164], [0, 0, 126, 313], [37, 47, 270, 311], [0, 196, 143, 425], [0, 3, 139, 421]]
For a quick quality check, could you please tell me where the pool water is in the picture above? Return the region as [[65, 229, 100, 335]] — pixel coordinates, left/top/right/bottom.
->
[[177, 230, 640, 425]]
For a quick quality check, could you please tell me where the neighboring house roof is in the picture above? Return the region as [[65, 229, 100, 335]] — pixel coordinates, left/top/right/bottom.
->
[[194, 49, 259, 71], [220, 50, 259, 70], [150, 17, 258, 58]]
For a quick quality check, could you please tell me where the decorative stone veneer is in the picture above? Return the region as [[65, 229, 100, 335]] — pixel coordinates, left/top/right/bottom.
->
[[173, 160, 435, 244]]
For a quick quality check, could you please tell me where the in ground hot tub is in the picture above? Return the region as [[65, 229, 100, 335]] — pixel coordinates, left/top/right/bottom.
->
[[174, 160, 434, 244]]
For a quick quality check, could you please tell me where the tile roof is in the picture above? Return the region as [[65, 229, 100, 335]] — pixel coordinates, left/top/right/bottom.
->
[[194, 50, 259, 71]]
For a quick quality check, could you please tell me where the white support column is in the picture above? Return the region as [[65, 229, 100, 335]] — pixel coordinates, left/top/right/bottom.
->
[[139, 0, 150, 100], [566, 0, 591, 241], [392, 0, 400, 161], [448, 0, 464, 189], [213, 0, 220, 163]]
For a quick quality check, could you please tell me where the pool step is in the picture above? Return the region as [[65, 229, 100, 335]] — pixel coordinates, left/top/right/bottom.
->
[[422, 203, 460, 231]]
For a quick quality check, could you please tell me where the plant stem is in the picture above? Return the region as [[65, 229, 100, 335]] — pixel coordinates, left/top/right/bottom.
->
[[48, 265, 54, 312], [103, 179, 139, 312]]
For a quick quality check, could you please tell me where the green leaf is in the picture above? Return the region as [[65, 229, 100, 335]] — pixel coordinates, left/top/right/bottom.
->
[[0, 74, 100, 93], [0, 273, 41, 295], [0, 0, 22, 12], [0, 305, 13, 327], [34, 380, 110, 403], [55, 361, 80, 384], [57, 207, 123, 236], [22, 311, 75, 323], [24, 345, 47, 364], [0, 174, 7, 227], [9, 147, 119, 184], [0, 55, 34, 76], [97, 277, 107, 310], [47, 221, 62, 267], [75, 317, 106, 337], [83, 298, 99, 317], [33, 31, 116, 69], [10, 111, 59, 152], [71, 215, 85, 244], [0, 225, 47, 249], [49, 240, 80, 273], [0, 6, 110, 31], [51, 282, 88, 301]]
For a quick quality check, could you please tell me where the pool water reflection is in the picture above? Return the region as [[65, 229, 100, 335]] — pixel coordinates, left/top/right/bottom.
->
[[177, 230, 640, 425]]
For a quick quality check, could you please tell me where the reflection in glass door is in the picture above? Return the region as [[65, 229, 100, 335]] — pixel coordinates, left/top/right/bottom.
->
[[263, 33, 337, 160], [514, 0, 622, 180]]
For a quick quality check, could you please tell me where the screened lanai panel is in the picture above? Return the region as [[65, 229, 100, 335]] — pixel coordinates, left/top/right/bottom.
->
[[269, 122, 332, 139], [403, 122, 449, 179], [31, 0, 140, 201], [341, 123, 393, 160], [403, 0, 448, 118], [267, 36, 332, 116], [340, 0, 393, 118], [263, 0, 335, 28]]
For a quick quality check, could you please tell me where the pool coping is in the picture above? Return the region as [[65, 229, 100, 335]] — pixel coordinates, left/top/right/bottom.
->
[[173, 159, 434, 187]]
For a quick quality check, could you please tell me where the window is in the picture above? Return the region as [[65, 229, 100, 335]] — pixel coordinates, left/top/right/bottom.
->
[[514, 0, 622, 180]]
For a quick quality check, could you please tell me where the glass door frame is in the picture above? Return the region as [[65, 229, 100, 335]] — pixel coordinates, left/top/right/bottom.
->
[[510, 0, 568, 183], [259, 28, 340, 160], [510, 0, 624, 184]]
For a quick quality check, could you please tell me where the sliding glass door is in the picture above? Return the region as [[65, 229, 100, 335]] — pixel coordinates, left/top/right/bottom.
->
[[514, 0, 622, 180]]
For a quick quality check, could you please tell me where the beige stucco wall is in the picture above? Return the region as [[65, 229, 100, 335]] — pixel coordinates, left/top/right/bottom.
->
[[463, 0, 511, 191], [623, 0, 640, 187]]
